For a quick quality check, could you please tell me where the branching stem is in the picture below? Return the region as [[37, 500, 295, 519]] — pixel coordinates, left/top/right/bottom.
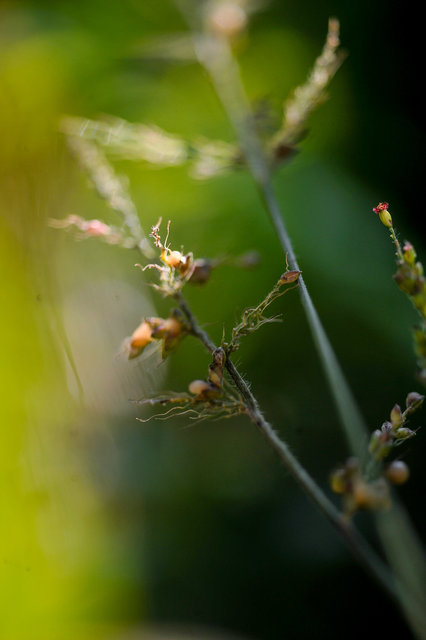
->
[[189, 32, 368, 459], [174, 289, 398, 603]]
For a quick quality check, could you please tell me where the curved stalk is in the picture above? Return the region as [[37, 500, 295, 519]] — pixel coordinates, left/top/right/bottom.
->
[[174, 290, 398, 603], [189, 31, 368, 458], [179, 26, 426, 638]]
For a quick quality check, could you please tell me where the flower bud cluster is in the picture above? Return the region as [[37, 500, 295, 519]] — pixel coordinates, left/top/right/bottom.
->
[[368, 392, 422, 462], [393, 242, 425, 304], [372, 202, 392, 228], [374, 203, 426, 386], [126, 309, 188, 359], [330, 458, 390, 516], [271, 18, 344, 159], [393, 243, 426, 382], [331, 392, 423, 516], [143, 219, 199, 295], [135, 348, 244, 424]]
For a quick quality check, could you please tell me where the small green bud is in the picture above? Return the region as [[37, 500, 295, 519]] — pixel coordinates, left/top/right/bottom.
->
[[390, 404, 403, 428], [403, 242, 416, 265], [405, 391, 424, 413], [411, 293, 426, 313], [394, 427, 415, 440], [330, 468, 346, 494], [379, 209, 393, 227], [373, 202, 392, 228], [369, 430, 383, 454], [415, 261, 424, 277], [414, 330, 426, 357], [352, 477, 390, 511]]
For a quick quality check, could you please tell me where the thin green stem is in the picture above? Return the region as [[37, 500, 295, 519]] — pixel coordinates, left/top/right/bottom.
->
[[189, 33, 368, 460], [389, 225, 404, 261], [174, 289, 398, 602], [182, 29, 426, 637]]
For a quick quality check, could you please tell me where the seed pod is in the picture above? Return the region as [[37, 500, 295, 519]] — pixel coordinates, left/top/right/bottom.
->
[[330, 468, 346, 494], [405, 391, 424, 412], [280, 270, 301, 284], [394, 427, 415, 440], [385, 461, 410, 485], [208, 348, 225, 388], [369, 429, 383, 455], [373, 202, 393, 228], [381, 421, 393, 434], [130, 321, 153, 348], [127, 320, 155, 359], [177, 253, 193, 277], [151, 316, 182, 339], [163, 250, 183, 268], [188, 379, 221, 400], [390, 404, 403, 428], [189, 380, 212, 396], [189, 259, 213, 285], [403, 242, 416, 265]]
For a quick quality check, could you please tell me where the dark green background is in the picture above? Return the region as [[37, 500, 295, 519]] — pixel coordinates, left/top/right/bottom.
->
[[1, 1, 424, 638]]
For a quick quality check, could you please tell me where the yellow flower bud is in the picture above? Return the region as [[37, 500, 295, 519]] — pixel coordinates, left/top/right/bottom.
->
[[330, 468, 346, 494], [373, 202, 392, 228], [379, 209, 393, 228], [162, 249, 183, 268], [390, 404, 402, 428], [126, 320, 154, 359], [130, 321, 153, 349]]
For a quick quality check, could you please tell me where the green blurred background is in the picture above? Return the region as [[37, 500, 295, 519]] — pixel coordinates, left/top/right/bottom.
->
[[1, 1, 424, 639]]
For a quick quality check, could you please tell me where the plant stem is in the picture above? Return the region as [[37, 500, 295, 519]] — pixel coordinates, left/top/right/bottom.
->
[[174, 291, 216, 352], [389, 225, 404, 261], [190, 33, 369, 460], [182, 31, 426, 637], [174, 290, 398, 603]]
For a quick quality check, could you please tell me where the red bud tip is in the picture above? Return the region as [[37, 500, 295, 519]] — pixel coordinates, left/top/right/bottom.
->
[[373, 202, 389, 213]]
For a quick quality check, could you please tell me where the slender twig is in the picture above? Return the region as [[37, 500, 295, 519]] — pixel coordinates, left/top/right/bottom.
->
[[173, 289, 398, 603], [174, 291, 216, 352], [176, 23, 426, 636], [187, 31, 368, 460]]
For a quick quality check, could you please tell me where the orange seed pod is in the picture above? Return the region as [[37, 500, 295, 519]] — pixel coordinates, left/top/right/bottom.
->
[[385, 461, 410, 485], [130, 321, 153, 349], [163, 250, 183, 268], [189, 380, 213, 396]]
